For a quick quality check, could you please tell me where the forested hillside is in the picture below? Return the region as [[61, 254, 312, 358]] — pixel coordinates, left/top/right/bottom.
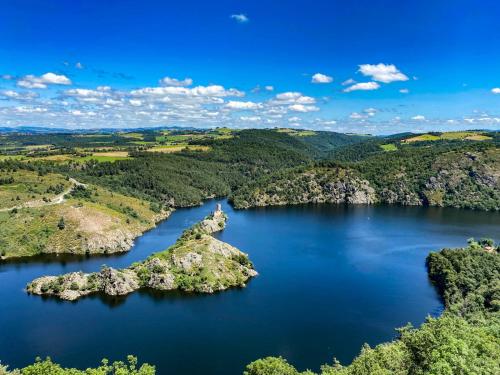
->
[[231, 139, 500, 211], [2, 129, 497, 211]]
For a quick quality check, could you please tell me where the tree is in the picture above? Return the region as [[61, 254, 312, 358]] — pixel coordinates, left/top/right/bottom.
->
[[57, 217, 65, 230]]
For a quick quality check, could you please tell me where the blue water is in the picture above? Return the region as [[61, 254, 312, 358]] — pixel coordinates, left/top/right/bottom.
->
[[0, 201, 498, 374]]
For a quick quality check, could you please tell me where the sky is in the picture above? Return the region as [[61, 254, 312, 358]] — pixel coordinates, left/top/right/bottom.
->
[[0, 0, 499, 134]]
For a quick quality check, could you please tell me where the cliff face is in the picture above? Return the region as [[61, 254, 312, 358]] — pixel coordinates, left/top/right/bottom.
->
[[232, 168, 377, 209], [231, 148, 500, 211], [27, 206, 257, 301], [421, 150, 499, 209]]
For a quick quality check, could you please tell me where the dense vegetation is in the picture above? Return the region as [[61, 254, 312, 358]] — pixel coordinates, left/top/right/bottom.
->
[[243, 240, 500, 374], [0, 356, 154, 375], [232, 140, 500, 210], [2, 129, 498, 210]]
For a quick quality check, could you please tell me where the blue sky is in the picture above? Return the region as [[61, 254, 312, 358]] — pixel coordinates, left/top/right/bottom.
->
[[0, 0, 499, 133]]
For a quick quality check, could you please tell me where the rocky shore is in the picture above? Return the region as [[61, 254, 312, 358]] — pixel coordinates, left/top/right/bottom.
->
[[27, 205, 257, 300], [232, 169, 377, 209]]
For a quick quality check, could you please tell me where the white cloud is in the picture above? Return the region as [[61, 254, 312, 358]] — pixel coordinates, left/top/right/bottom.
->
[[274, 92, 316, 104], [17, 72, 72, 89], [349, 112, 364, 119], [288, 116, 301, 122], [492, 88, 500, 94], [0, 90, 38, 100], [131, 85, 244, 98], [225, 100, 261, 110], [400, 88, 409, 94], [412, 115, 426, 121], [363, 108, 377, 116], [65, 88, 107, 98], [159, 76, 193, 87], [16, 106, 47, 113], [341, 78, 356, 86], [311, 73, 333, 84], [343, 82, 380, 92], [265, 85, 274, 91], [276, 92, 302, 101], [296, 96, 315, 104], [230, 14, 249, 23], [288, 104, 319, 112], [129, 99, 142, 107], [75, 62, 84, 69], [240, 116, 260, 122], [358, 64, 408, 83]]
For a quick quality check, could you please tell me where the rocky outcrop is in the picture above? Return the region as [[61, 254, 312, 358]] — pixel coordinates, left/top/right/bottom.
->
[[27, 207, 257, 301], [232, 148, 500, 211], [232, 169, 377, 209], [27, 267, 140, 301], [421, 150, 499, 209]]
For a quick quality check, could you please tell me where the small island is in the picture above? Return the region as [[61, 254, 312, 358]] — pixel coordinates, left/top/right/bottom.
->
[[27, 205, 257, 301]]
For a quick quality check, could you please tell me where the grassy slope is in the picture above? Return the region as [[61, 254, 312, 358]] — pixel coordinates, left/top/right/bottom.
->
[[0, 170, 71, 207], [0, 170, 167, 258]]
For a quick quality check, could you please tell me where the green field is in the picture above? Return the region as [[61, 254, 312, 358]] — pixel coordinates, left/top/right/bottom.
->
[[0, 170, 71, 208], [404, 131, 492, 143], [380, 143, 398, 151]]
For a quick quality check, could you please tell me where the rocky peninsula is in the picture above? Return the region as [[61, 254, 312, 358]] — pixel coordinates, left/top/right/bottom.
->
[[27, 205, 257, 301]]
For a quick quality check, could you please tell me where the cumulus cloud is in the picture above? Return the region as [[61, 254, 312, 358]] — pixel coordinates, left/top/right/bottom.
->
[[17, 72, 72, 89], [131, 85, 244, 98], [400, 88, 409, 94], [412, 115, 426, 121], [358, 64, 408, 83], [343, 82, 380, 92], [75, 62, 84, 69], [492, 88, 500, 94], [274, 92, 316, 104], [159, 76, 193, 87], [0, 90, 38, 100], [0, 75, 326, 129], [288, 104, 319, 112], [311, 73, 333, 84], [225, 100, 262, 110], [129, 99, 142, 107], [230, 14, 249, 23]]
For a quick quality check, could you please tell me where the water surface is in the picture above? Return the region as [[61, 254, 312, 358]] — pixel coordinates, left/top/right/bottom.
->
[[1, 201, 498, 374]]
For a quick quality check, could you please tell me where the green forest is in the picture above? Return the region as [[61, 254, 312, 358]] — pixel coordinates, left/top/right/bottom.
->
[[1, 129, 498, 210]]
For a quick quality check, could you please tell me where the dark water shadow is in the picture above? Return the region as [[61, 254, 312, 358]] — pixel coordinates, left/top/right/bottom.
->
[[32, 278, 256, 309]]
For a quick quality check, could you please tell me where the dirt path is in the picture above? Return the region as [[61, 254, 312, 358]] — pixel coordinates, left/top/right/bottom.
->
[[0, 178, 86, 212]]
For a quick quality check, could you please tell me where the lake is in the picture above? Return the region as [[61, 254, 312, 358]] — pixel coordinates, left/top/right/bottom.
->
[[0, 201, 498, 374]]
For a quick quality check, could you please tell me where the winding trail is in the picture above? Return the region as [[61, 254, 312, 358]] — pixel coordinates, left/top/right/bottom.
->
[[0, 178, 85, 212]]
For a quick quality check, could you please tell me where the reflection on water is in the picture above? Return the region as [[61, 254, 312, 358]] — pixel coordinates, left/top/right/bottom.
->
[[0, 200, 498, 375]]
